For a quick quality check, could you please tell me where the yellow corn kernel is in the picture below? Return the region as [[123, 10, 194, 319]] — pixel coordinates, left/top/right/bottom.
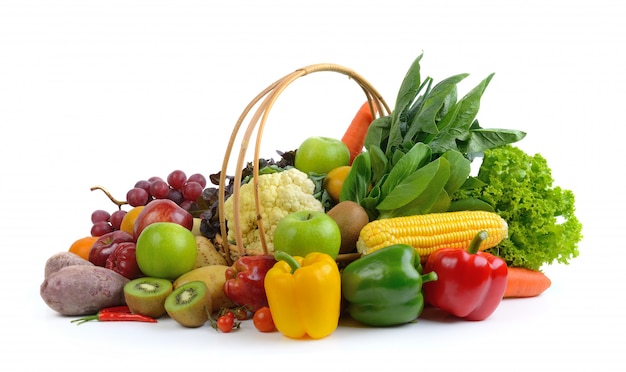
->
[[356, 210, 508, 260]]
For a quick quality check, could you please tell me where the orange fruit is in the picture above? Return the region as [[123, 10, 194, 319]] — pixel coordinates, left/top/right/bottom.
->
[[68, 236, 99, 261], [323, 165, 352, 203], [120, 206, 145, 235]]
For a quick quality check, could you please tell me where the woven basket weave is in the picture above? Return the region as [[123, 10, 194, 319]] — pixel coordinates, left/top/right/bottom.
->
[[216, 63, 390, 265]]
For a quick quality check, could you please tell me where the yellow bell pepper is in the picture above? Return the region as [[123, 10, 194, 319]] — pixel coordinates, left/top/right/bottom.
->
[[264, 250, 341, 339]]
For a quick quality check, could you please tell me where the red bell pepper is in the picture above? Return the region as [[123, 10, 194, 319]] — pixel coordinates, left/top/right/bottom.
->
[[422, 230, 508, 321], [223, 255, 276, 313]]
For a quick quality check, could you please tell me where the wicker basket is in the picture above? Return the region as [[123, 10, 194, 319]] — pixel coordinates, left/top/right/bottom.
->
[[216, 63, 390, 265]]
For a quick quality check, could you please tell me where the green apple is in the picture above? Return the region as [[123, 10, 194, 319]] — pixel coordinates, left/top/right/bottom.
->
[[294, 136, 350, 175], [273, 210, 341, 259], [136, 222, 197, 280]]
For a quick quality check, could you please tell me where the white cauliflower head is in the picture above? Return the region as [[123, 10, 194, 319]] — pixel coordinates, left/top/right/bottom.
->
[[223, 167, 324, 256]]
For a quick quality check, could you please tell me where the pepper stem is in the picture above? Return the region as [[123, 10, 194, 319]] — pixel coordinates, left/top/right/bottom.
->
[[274, 251, 301, 274], [71, 315, 98, 325], [468, 230, 488, 254], [422, 271, 438, 284]]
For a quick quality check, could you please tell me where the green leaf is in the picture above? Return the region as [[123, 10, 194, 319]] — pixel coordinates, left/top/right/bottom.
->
[[447, 198, 495, 212], [428, 73, 495, 155], [339, 152, 371, 204], [393, 53, 423, 119], [405, 73, 468, 140], [458, 175, 487, 191], [463, 128, 527, 157], [361, 185, 382, 221], [429, 189, 452, 214], [440, 150, 471, 195], [364, 116, 392, 152], [377, 157, 451, 217], [381, 143, 431, 197], [368, 145, 388, 186], [387, 53, 424, 155]]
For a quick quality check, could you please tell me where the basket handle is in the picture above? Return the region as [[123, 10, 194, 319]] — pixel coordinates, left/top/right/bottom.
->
[[218, 63, 390, 264]]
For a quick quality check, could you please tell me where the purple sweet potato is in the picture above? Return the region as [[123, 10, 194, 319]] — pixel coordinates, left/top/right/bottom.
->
[[40, 265, 129, 316], [44, 251, 94, 279]]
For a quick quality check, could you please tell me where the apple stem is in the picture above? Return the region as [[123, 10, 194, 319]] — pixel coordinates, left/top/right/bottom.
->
[[90, 185, 128, 209], [274, 251, 301, 274]]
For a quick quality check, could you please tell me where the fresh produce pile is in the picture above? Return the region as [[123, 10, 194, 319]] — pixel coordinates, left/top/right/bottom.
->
[[40, 53, 583, 339]]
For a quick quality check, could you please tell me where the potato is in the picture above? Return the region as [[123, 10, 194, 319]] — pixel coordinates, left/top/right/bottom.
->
[[40, 265, 129, 316], [194, 235, 227, 267], [44, 251, 94, 279], [173, 265, 235, 312]]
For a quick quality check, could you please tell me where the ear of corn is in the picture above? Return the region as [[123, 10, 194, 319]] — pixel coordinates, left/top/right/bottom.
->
[[356, 210, 508, 260]]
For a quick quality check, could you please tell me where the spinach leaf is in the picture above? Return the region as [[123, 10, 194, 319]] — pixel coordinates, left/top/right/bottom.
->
[[381, 142, 431, 197], [427, 73, 494, 155], [404, 73, 469, 142], [339, 151, 370, 205], [364, 116, 392, 153], [387, 53, 424, 155], [377, 157, 451, 218], [340, 53, 528, 220], [368, 145, 388, 186], [461, 126, 527, 158], [440, 150, 471, 195]]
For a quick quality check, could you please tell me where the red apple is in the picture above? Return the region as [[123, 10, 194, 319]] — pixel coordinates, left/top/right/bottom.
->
[[133, 199, 193, 240], [89, 230, 135, 267], [105, 242, 143, 280]]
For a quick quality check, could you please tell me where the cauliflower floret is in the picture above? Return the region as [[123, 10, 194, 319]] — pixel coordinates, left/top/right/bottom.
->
[[223, 167, 324, 256]]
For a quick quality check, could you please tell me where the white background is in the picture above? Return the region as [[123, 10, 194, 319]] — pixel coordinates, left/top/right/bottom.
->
[[1, 1, 624, 371]]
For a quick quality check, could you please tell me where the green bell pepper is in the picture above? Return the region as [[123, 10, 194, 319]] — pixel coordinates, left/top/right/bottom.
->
[[341, 244, 437, 326]]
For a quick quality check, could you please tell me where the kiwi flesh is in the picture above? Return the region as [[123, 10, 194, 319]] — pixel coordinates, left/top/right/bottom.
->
[[124, 277, 173, 318], [327, 200, 370, 254], [164, 280, 212, 328]]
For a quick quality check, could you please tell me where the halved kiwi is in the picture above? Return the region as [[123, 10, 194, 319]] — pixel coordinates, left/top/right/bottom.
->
[[164, 280, 212, 328], [124, 277, 173, 318]]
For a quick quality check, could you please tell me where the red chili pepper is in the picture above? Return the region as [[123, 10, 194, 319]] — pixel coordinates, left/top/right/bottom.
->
[[422, 230, 508, 321], [98, 305, 131, 314], [71, 306, 157, 325]]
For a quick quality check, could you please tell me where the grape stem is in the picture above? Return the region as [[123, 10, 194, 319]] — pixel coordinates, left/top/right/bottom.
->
[[90, 185, 128, 209]]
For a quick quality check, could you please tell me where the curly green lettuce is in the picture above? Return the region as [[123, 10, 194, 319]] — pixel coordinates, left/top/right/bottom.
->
[[453, 145, 582, 270]]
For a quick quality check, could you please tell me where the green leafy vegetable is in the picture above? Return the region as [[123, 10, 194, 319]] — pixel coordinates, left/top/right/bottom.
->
[[343, 52, 527, 219], [452, 145, 583, 270]]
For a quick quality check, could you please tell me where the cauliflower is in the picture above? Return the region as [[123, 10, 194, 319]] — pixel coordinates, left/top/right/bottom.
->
[[223, 167, 324, 256]]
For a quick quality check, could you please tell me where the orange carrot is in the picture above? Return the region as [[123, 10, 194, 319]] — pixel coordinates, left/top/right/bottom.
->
[[342, 101, 378, 164], [503, 267, 552, 298]]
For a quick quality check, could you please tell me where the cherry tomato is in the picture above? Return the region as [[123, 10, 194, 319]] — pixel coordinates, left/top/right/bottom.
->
[[230, 306, 252, 320], [217, 312, 235, 333], [253, 306, 276, 332]]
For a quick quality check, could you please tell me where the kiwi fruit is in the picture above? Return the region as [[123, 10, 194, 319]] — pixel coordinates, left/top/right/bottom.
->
[[164, 280, 212, 328], [124, 277, 173, 318], [327, 200, 370, 254]]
